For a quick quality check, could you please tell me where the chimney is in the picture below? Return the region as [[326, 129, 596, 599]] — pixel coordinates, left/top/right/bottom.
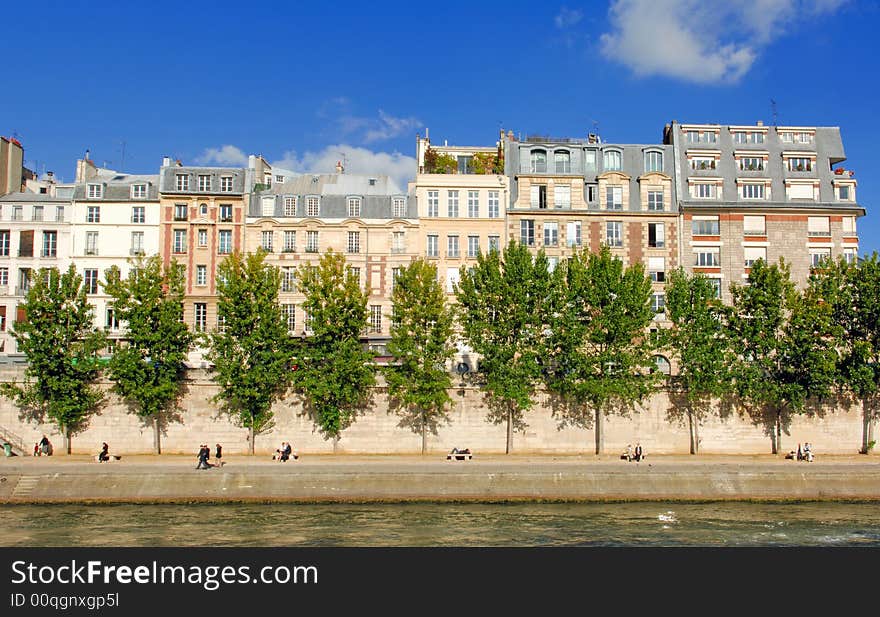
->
[[46, 171, 55, 184], [85, 148, 91, 161], [162, 156, 171, 167], [175, 159, 182, 166], [335, 160, 344, 174], [756, 120, 764, 126]]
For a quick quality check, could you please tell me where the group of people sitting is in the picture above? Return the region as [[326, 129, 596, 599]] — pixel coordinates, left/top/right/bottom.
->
[[786, 442, 815, 462], [196, 443, 222, 469], [621, 443, 645, 462], [272, 442, 297, 462]]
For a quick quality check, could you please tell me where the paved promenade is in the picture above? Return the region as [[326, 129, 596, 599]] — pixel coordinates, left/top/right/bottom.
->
[[1, 454, 878, 502]]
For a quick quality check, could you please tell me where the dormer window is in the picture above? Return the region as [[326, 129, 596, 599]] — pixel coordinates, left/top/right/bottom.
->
[[786, 156, 814, 172], [87, 183, 103, 199], [603, 150, 622, 171], [530, 150, 547, 173], [176, 174, 189, 191], [732, 131, 765, 144], [554, 150, 571, 174], [778, 129, 815, 144], [644, 150, 663, 173], [221, 176, 233, 192], [131, 184, 147, 199], [348, 197, 362, 218], [393, 197, 406, 218], [198, 175, 211, 191]]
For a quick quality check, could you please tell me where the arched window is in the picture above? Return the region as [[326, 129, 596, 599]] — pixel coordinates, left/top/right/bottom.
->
[[653, 355, 671, 375], [644, 150, 663, 173], [603, 150, 622, 171], [200, 203, 208, 216], [554, 150, 571, 173], [530, 149, 547, 173]]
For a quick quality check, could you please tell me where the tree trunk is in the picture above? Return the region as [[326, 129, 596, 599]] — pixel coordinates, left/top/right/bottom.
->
[[333, 435, 339, 454], [62, 425, 70, 455], [505, 405, 513, 454], [861, 401, 874, 454], [594, 408, 604, 455], [421, 410, 427, 455], [687, 405, 698, 455], [248, 420, 255, 456], [153, 416, 161, 455], [772, 410, 781, 455]]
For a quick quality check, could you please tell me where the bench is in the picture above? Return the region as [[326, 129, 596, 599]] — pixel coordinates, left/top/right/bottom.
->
[[446, 452, 472, 461]]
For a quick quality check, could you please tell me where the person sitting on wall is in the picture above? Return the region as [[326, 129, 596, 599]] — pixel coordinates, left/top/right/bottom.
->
[[279, 442, 293, 462], [804, 442, 814, 462], [797, 443, 803, 461], [621, 444, 633, 461], [97, 442, 110, 462]]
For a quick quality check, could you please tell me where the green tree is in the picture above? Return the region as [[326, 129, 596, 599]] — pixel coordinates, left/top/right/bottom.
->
[[544, 246, 657, 454], [1, 265, 106, 453], [206, 251, 292, 454], [295, 250, 375, 445], [456, 241, 553, 453], [386, 259, 455, 454], [727, 259, 836, 454], [812, 253, 880, 453], [104, 256, 193, 454], [664, 268, 730, 454], [423, 146, 458, 174]]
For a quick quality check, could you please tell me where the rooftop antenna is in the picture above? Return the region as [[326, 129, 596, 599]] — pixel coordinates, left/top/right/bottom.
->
[[119, 140, 127, 171], [771, 99, 778, 127], [338, 151, 348, 171]]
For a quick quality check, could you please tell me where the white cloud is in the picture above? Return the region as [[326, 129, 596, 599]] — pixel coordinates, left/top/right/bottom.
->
[[555, 6, 583, 29], [274, 144, 417, 190], [363, 110, 422, 143], [599, 0, 847, 84], [196, 144, 248, 166]]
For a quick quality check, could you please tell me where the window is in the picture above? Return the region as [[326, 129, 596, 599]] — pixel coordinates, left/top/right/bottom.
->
[[18, 230, 33, 257], [393, 197, 406, 218], [261, 231, 274, 252], [304, 310, 314, 335], [488, 235, 500, 252], [692, 218, 720, 235], [844, 248, 858, 264], [606, 186, 623, 210], [555, 151, 571, 174], [125, 232, 143, 256], [32, 206, 43, 222], [447, 190, 459, 217], [520, 220, 535, 246], [842, 216, 856, 235], [467, 191, 479, 218], [176, 174, 189, 191], [606, 221, 622, 247], [174, 204, 188, 221], [220, 176, 233, 192], [566, 221, 582, 247], [779, 131, 814, 144], [744, 247, 766, 267], [200, 203, 208, 216], [305, 197, 319, 217], [584, 149, 597, 171], [12, 206, 22, 221], [284, 196, 297, 216], [172, 229, 186, 253], [392, 231, 405, 253], [283, 231, 296, 252], [530, 150, 547, 173], [467, 235, 480, 257], [810, 249, 831, 268], [740, 183, 765, 199], [743, 215, 766, 235], [282, 304, 296, 332], [194, 303, 207, 332], [87, 183, 103, 198], [427, 191, 439, 217], [370, 305, 382, 333], [651, 292, 665, 314], [837, 185, 853, 201], [787, 157, 813, 172], [218, 230, 232, 254], [348, 197, 361, 218], [276, 175, 284, 184], [530, 185, 547, 209], [692, 183, 716, 199], [708, 278, 722, 298], [739, 157, 764, 171], [347, 231, 360, 254], [647, 190, 664, 211], [554, 185, 571, 208], [447, 235, 459, 258], [281, 268, 296, 292], [42, 231, 57, 257], [427, 234, 439, 257], [0, 268, 6, 286], [198, 229, 208, 247], [84, 269, 99, 294], [348, 266, 360, 284], [0, 230, 8, 256], [106, 308, 120, 331], [261, 196, 275, 217], [446, 267, 461, 294], [457, 156, 473, 174], [733, 131, 764, 144], [488, 191, 500, 218], [84, 231, 99, 256], [196, 265, 207, 286], [131, 206, 145, 223], [544, 222, 558, 247], [648, 223, 664, 248], [587, 185, 597, 202], [644, 151, 663, 172], [306, 231, 318, 253], [56, 206, 65, 222], [87, 206, 100, 222], [648, 257, 665, 283], [198, 175, 211, 192], [220, 204, 233, 221], [808, 216, 830, 236], [603, 150, 622, 171], [18, 267, 32, 293], [694, 248, 720, 267]]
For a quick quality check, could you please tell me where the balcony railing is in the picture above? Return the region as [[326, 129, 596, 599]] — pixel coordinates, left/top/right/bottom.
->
[[807, 231, 831, 237], [282, 247, 296, 253], [14, 286, 29, 296], [40, 250, 57, 257], [305, 246, 319, 253], [130, 248, 145, 256], [84, 248, 98, 256], [391, 246, 406, 254]]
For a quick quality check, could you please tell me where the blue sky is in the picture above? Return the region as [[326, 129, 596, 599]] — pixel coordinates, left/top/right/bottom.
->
[[3, 0, 879, 251]]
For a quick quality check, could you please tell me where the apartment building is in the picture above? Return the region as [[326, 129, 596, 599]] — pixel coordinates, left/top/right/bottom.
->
[[70, 159, 160, 346], [158, 159, 248, 337], [247, 172, 416, 354], [0, 136, 24, 196], [666, 120, 863, 302], [411, 133, 508, 296], [504, 132, 678, 324]]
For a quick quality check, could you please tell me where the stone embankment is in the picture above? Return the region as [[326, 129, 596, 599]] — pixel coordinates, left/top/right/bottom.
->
[[1, 455, 878, 503]]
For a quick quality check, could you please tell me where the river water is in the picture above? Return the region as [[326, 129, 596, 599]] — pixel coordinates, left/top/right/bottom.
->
[[3, 502, 880, 546]]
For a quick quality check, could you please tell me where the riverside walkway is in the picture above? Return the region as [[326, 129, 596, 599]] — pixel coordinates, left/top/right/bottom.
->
[[1, 454, 878, 503]]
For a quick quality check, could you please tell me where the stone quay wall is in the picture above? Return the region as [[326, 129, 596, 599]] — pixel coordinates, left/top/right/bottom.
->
[[0, 367, 873, 456]]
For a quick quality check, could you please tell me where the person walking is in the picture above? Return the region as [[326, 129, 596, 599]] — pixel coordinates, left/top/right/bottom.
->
[[196, 444, 210, 470], [214, 443, 223, 467]]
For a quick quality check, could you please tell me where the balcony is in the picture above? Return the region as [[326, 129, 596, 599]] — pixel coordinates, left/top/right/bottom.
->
[[14, 286, 29, 296], [40, 250, 57, 258], [446, 251, 460, 259], [130, 249, 145, 256], [84, 248, 99, 256], [219, 215, 233, 222], [807, 231, 831, 237], [305, 246, 319, 254], [282, 247, 296, 253], [391, 246, 406, 254]]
